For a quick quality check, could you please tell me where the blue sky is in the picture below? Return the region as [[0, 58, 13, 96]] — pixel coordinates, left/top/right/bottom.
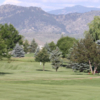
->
[[1, 0, 100, 11]]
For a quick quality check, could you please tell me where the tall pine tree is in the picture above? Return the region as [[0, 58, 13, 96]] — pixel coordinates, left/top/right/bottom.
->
[[44, 43, 51, 54], [23, 39, 29, 53], [30, 39, 38, 53], [34, 47, 40, 57], [50, 47, 62, 72]]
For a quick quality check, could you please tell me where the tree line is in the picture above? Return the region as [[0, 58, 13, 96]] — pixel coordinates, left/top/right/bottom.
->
[[1, 16, 100, 74]]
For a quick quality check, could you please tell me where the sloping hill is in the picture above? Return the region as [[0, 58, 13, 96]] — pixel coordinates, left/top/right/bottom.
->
[[0, 4, 66, 34], [0, 4, 100, 44]]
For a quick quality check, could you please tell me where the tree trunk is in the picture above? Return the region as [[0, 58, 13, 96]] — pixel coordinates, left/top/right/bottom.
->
[[56, 67, 58, 72], [43, 63, 45, 71], [89, 60, 93, 74], [93, 67, 97, 75], [56, 68, 57, 72]]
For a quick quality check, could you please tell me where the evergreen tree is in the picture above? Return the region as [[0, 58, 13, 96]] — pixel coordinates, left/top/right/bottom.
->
[[69, 34, 100, 74], [13, 43, 25, 57], [44, 43, 51, 54], [23, 39, 29, 53], [66, 62, 90, 72], [34, 47, 40, 57], [30, 39, 38, 53], [50, 47, 62, 72], [35, 48, 49, 71]]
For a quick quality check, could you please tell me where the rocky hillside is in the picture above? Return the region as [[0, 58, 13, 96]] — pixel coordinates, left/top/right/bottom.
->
[[0, 4, 65, 34], [54, 11, 100, 37], [0, 4, 100, 44]]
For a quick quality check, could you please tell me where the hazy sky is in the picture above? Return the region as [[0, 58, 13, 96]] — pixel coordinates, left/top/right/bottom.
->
[[0, 0, 100, 11]]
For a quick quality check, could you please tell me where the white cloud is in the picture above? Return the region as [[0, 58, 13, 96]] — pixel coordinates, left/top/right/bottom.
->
[[3, 0, 22, 5], [2, 0, 100, 11], [24, 0, 100, 3]]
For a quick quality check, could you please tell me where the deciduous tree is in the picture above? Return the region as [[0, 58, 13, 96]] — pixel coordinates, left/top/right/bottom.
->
[[69, 34, 100, 74], [35, 48, 49, 71], [85, 16, 100, 41], [48, 41, 56, 51], [57, 36, 77, 58], [0, 35, 6, 60], [0, 24, 22, 52]]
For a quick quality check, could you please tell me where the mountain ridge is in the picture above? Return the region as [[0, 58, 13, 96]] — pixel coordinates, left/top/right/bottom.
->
[[48, 5, 100, 15], [0, 4, 100, 44]]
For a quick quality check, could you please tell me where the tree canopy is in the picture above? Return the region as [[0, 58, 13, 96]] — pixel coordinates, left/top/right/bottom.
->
[[85, 16, 100, 41], [69, 34, 100, 74], [30, 39, 38, 53], [23, 39, 29, 53], [57, 36, 77, 57], [35, 48, 50, 71], [48, 41, 56, 51], [0, 24, 22, 51], [0, 35, 7, 60]]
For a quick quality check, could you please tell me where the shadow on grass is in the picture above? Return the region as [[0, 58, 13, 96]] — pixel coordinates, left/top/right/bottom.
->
[[0, 72, 13, 76], [36, 69, 52, 72]]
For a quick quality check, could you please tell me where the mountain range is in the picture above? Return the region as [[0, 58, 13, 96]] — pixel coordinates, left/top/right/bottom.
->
[[0, 4, 100, 44], [48, 5, 100, 15]]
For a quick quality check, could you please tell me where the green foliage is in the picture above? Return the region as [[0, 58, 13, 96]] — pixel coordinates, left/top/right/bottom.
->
[[85, 16, 100, 41], [30, 39, 38, 53], [23, 39, 29, 53], [69, 33, 100, 73], [50, 47, 62, 71], [67, 63, 90, 72], [34, 47, 40, 57], [35, 48, 50, 71], [57, 36, 77, 58], [48, 41, 56, 51], [0, 24, 22, 51], [13, 43, 25, 57], [44, 43, 51, 54], [0, 35, 7, 60], [7, 53, 12, 63], [69, 34, 99, 63]]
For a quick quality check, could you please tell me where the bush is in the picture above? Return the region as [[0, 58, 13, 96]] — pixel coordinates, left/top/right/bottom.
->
[[66, 62, 90, 72]]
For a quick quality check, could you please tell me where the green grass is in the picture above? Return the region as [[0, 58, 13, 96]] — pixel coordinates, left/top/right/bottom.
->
[[25, 53, 34, 57], [0, 59, 100, 100], [11, 57, 35, 62]]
